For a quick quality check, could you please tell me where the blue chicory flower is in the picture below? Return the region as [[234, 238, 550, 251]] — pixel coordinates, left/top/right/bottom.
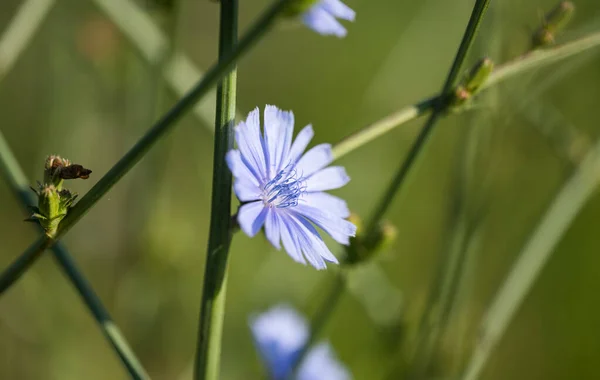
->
[[302, 0, 356, 38], [226, 105, 356, 270], [250, 304, 351, 380]]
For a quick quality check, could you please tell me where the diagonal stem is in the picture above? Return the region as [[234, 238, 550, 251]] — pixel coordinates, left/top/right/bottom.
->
[[0, 132, 150, 379], [193, 0, 238, 379], [288, 0, 492, 376], [363, 0, 490, 239], [0, 0, 293, 294], [91, 0, 242, 128]]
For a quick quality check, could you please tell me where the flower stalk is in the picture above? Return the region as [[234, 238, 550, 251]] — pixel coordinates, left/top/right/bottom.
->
[[194, 0, 238, 379]]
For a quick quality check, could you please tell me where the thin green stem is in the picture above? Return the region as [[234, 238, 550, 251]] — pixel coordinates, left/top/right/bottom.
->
[[362, 0, 490, 239], [287, 2, 491, 376], [331, 96, 438, 160], [331, 30, 600, 162], [193, 0, 238, 379], [0, 0, 292, 293], [0, 132, 150, 379]]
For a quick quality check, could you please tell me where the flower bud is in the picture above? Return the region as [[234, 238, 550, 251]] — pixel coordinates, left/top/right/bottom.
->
[[464, 57, 494, 94], [450, 58, 494, 110], [532, 1, 575, 49], [37, 184, 64, 237]]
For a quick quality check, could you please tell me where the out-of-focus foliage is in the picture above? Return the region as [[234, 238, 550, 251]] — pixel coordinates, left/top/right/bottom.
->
[[0, 0, 599, 379]]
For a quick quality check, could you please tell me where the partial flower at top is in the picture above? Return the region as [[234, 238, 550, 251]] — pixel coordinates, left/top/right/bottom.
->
[[302, 0, 356, 38], [250, 304, 351, 380], [226, 105, 356, 270]]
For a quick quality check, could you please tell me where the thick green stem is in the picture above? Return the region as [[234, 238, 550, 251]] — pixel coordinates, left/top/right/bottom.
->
[[193, 0, 238, 379], [0, 0, 292, 293], [0, 132, 150, 379]]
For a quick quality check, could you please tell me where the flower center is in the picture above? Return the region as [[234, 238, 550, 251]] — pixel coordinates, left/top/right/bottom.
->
[[262, 165, 305, 208]]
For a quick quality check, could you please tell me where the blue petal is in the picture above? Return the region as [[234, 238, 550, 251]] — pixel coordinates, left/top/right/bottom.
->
[[234, 180, 261, 202], [249, 305, 308, 380], [296, 143, 333, 178], [301, 192, 350, 218], [264, 209, 281, 250], [238, 201, 268, 237], [287, 124, 314, 164], [294, 205, 356, 245], [279, 212, 308, 265], [287, 213, 339, 268], [298, 343, 351, 380], [235, 108, 267, 181], [226, 150, 260, 187], [264, 105, 295, 177], [320, 0, 356, 21], [305, 166, 350, 192], [302, 6, 348, 37]]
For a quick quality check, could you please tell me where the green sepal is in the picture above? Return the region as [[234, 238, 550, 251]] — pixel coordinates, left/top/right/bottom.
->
[[344, 214, 398, 266], [284, 0, 319, 17]]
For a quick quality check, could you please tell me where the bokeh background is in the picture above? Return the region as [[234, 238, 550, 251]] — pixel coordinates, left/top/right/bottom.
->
[[1, 0, 600, 379]]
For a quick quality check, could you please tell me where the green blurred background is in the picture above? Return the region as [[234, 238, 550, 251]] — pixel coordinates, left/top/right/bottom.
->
[[1, 0, 600, 379]]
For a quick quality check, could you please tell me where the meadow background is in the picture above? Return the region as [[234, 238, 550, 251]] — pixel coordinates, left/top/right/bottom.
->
[[1, 0, 599, 379]]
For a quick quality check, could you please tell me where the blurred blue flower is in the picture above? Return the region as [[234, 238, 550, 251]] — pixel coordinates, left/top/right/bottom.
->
[[302, 0, 356, 37], [227, 105, 356, 270], [250, 304, 351, 380]]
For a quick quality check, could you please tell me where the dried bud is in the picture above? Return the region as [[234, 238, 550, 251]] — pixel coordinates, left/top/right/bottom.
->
[[532, 1, 575, 49], [58, 164, 92, 180], [43, 155, 91, 187]]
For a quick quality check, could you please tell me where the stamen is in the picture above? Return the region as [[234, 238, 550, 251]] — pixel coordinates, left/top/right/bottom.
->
[[262, 164, 305, 208]]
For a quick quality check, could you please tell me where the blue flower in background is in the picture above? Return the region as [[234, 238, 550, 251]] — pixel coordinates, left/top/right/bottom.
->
[[250, 305, 351, 380], [302, 0, 356, 38], [227, 105, 356, 270]]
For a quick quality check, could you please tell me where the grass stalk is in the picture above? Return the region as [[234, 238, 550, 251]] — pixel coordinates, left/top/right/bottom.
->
[[461, 135, 600, 380]]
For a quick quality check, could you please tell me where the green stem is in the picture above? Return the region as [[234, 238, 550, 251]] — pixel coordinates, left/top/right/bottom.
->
[[286, 3, 492, 376], [193, 1, 238, 379], [331, 30, 600, 162], [0, 132, 150, 379], [0, 0, 292, 293]]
